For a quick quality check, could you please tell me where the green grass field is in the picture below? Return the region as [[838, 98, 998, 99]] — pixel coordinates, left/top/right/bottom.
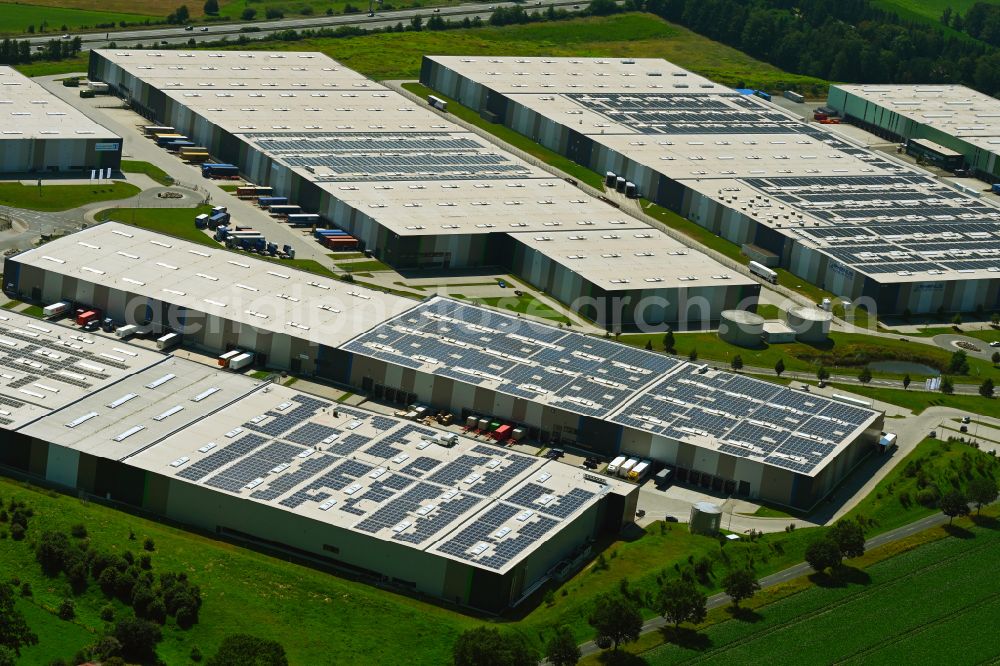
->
[[464, 293, 572, 325], [0, 2, 150, 35], [0, 181, 139, 212], [335, 259, 392, 272], [256, 13, 827, 93], [120, 160, 174, 186], [872, 0, 982, 23], [96, 205, 215, 245], [827, 382, 1000, 420], [643, 521, 1000, 665]]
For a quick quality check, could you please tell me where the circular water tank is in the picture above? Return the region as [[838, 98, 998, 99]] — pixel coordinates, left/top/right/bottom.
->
[[786, 306, 833, 343], [689, 502, 723, 535], [718, 310, 765, 348]]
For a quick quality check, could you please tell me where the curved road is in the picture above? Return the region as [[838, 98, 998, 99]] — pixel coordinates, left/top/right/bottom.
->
[[23, 1, 583, 50]]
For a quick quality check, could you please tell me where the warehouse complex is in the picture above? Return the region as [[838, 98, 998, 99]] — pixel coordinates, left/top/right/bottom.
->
[[827, 84, 1000, 181], [0, 66, 122, 173], [86, 50, 757, 329], [4, 223, 882, 510], [421, 56, 1000, 315], [0, 305, 637, 611]]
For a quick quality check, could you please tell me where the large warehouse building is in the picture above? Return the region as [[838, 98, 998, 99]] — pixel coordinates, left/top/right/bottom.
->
[[86, 50, 757, 330], [421, 56, 1000, 315], [0, 306, 637, 612], [4, 224, 882, 510], [0, 66, 121, 173], [827, 83, 1000, 182]]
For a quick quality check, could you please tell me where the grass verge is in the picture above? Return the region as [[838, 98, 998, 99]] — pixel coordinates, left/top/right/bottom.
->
[[120, 160, 174, 186], [0, 181, 139, 211]]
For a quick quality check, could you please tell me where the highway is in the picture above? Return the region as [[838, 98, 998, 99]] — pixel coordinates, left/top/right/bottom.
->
[[22, 0, 583, 50]]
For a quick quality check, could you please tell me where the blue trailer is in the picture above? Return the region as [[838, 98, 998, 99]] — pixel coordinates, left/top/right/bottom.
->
[[156, 134, 188, 147], [257, 196, 289, 208], [753, 90, 772, 102], [165, 140, 195, 152], [201, 163, 240, 179], [992, 183, 1000, 195], [287, 213, 321, 227]]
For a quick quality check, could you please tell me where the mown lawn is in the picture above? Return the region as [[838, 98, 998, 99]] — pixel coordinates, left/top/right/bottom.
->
[[642, 519, 1000, 665], [465, 293, 572, 325], [827, 383, 1000, 420], [96, 205, 215, 246], [120, 160, 174, 186], [0, 181, 139, 212]]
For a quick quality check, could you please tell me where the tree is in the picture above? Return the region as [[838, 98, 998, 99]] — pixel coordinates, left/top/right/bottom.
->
[[35, 530, 72, 576], [774, 358, 785, 377], [173, 5, 190, 22], [451, 626, 536, 666], [113, 616, 162, 664], [948, 350, 970, 375], [720, 569, 759, 608], [731, 355, 744, 371], [829, 519, 866, 559], [663, 329, 675, 352], [57, 598, 75, 621], [940, 490, 970, 524], [903, 373, 911, 390], [992, 312, 1000, 326], [545, 626, 580, 666], [587, 593, 642, 651], [588, 0, 621, 15], [644, 340, 653, 351], [0, 647, 15, 666], [688, 348, 698, 362], [952, 312, 963, 326], [410, 14, 423, 30], [941, 376, 955, 395], [817, 366, 830, 382], [967, 477, 999, 514], [203, 0, 219, 13], [992, 351, 1000, 366], [241, 7, 256, 19], [805, 537, 842, 573], [857, 367, 872, 384], [980, 378, 995, 398], [655, 578, 707, 628], [0, 582, 38, 656]]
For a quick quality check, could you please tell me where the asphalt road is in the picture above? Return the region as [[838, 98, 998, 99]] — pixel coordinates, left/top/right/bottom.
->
[[24, 0, 583, 50], [575, 509, 958, 659]]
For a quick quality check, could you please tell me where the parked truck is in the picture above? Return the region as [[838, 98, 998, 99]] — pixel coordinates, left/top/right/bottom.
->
[[267, 204, 302, 218], [201, 163, 240, 179], [115, 324, 139, 339], [607, 455, 627, 476], [748, 260, 778, 284], [628, 460, 652, 482], [286, 213, 321, 227], [156, 332, 181, 350], [257, 196, 289, 209], [76, 310, 100, 327], [618, 457, 639, 478], [42, 301, 71, 318], [217, 349, 242, 367], [228, 352, 254, 370]]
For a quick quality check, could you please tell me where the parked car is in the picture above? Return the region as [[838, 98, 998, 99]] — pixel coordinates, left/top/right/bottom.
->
[[990, 341, 1000, 347], [962, 416, 971, 424]]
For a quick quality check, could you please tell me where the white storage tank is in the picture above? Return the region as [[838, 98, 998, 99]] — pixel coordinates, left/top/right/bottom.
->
[[718, 309, 765, 348], [689, 502, 723, 535], [787, 306, 833, 343]]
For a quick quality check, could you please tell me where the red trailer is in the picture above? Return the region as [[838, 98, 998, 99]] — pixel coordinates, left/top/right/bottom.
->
[[76, 310, 99, 326], [492, 424, 513, 442]]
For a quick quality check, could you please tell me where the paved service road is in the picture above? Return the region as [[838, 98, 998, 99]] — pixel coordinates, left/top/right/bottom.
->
[[574, 509, 962, 659]]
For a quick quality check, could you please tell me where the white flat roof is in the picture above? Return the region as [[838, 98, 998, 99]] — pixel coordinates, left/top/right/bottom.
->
[[833, 83, 1000, 143], [17, 356, 263, 459], [510, 228, 756, 290], [10, 222, 416, 347], [0, 66, 120, 141], [0, 309, 163, 428]]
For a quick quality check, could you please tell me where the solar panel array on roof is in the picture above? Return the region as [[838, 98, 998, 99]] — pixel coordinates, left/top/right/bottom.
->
[[341, 297, 680, 419]]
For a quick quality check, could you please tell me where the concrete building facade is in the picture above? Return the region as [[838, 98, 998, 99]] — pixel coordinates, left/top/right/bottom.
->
[[0, 66, 121, 173]]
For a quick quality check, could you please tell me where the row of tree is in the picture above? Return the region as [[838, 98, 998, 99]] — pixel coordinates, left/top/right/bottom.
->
[[634, 0, 1000, 96]]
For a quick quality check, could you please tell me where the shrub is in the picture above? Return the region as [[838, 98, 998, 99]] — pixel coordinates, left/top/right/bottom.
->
[[70, 524, 88, 539], [139, 554, 152, 571], [58, 598, 75, 620], [20, 582, 32, 597], [143, 538, 155, 552], [916, 486, 941, 507], [265, 7, 285, 18], [10, 523, 24, 541], [191, 646, 203, 662], [100, 604, 115, 622]]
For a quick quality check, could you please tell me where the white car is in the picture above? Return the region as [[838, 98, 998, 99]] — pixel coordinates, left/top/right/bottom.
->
[[990, 340, 1000, 347]]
